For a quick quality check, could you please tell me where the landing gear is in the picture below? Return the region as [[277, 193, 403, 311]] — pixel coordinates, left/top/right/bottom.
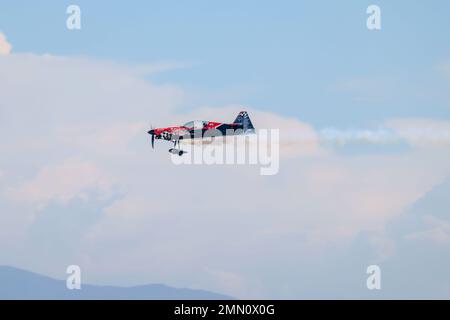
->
[[169, 139, 186, 156], [169, 148, 186, 156]]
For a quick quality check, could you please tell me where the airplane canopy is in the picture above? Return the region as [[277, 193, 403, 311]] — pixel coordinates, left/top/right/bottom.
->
[[183, 120, 208, 129]]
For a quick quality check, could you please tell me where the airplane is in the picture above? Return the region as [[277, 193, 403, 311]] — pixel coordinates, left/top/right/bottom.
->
[[147, 111, 255, 156]]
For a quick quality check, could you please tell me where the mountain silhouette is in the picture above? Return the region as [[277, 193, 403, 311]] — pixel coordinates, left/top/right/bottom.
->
[[0, 266, 233, 300]]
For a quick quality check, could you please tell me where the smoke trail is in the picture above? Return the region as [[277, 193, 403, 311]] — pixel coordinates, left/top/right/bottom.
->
[[181, 126, 450, 147], [318, 126, 450, 146], [319, 128, 400, 145]]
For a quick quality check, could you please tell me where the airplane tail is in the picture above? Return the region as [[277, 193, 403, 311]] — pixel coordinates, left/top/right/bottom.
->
[[233, 111, 255, 132]]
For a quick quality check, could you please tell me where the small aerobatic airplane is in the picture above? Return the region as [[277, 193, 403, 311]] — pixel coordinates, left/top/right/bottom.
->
[[148, 111, 255, 156]]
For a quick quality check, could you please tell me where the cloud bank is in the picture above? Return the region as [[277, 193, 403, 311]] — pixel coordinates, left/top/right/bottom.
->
[[0, 32, 11, 55], [1, 50, 450, 298]]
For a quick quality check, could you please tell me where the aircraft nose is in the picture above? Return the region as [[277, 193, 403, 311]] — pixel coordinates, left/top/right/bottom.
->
[[148, 129, 155, 135]]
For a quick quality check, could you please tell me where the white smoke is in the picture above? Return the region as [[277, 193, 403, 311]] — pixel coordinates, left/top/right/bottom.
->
[[318, 122, 450, 147]]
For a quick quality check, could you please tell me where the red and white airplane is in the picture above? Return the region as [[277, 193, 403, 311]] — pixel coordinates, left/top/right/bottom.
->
[[148, 111, 255, 155]]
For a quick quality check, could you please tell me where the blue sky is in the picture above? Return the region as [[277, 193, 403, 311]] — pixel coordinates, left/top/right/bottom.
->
[[2, 1, 450, 126], [1, 1, 450, 299]]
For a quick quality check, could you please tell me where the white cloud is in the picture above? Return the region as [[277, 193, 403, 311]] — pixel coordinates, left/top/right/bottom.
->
[[405, 215, 450, 245], [7, 158, 113, 209], [1, 52, 450, 298], [386, 118, 450, 148], [58, 122, 148, 156], [0, 32, 12, 55]]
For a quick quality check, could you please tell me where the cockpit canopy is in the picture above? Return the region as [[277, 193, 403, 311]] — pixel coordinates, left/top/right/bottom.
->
[[183, 120, 208, 129]]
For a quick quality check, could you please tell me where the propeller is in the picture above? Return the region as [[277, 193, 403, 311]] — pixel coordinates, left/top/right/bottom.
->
[[148, 124, 155, 149]]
